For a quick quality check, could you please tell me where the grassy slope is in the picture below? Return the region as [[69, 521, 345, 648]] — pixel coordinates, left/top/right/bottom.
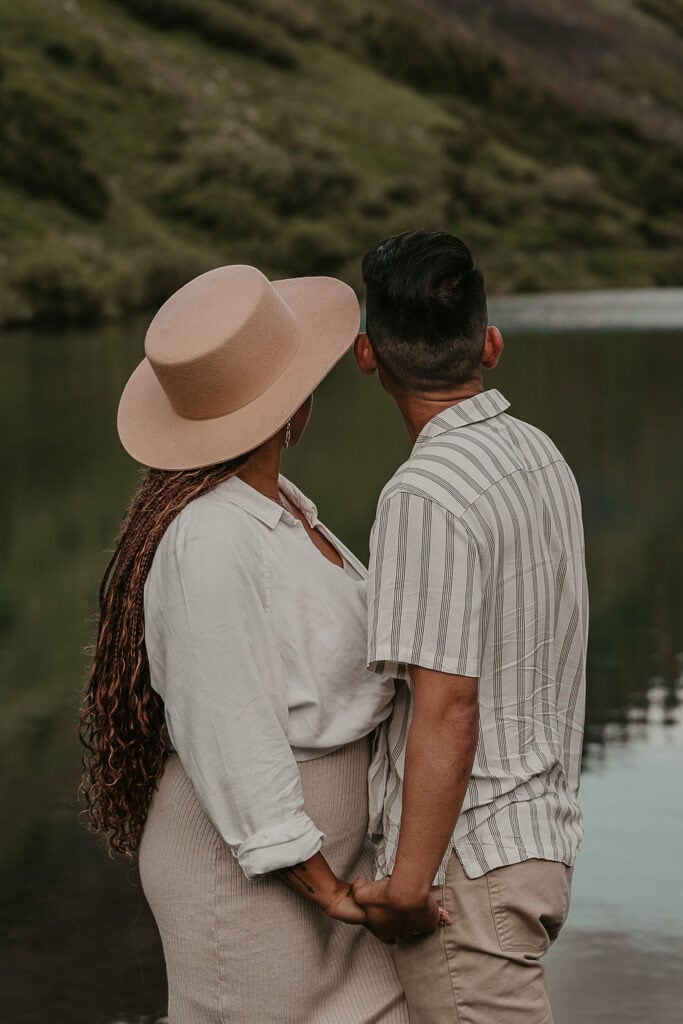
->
[[0, 0, 682, 327]]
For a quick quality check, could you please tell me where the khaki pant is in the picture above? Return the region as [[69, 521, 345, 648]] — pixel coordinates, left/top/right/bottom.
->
[[392, 855, 572, 1024]]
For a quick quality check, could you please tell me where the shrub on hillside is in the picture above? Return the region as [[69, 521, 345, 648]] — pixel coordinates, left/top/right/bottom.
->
[[10, 241, 110, 326], [651, 248, 683, 284], [637, 0, 683, 36], [357, 10, 507, 100], [444, 165, 513, 224], [257, 151, 358, 217], [43, 41, 78, 67], [4, 238, 208, 326], [357, 195, 391, 219], [480, 74, 681, 224], [229, 0, 322, 40], [634, 149, 683, 217], [154, 144, 358, 238], [0, 87, 109, 220], [383, 179, 422, 205], [541, 167, 607, 212], [273, 222, 353, 277], [118, 246, 209, 311], [43, 39, 120, 83], [546, 210, 626, 249], [108, 0, 298, 68], [85, 42, 121, 85], [157, 176, 278, 238]]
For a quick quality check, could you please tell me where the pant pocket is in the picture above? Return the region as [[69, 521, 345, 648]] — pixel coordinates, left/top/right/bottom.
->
[[544, 865, 572, 943], [486, 860, 569, 956]]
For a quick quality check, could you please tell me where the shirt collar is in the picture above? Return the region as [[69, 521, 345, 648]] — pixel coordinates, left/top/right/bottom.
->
[[218, 475, 282, 528], [415, 389, 510, 444], [278, 475, 319, 527], [217, 474, 318, 530]]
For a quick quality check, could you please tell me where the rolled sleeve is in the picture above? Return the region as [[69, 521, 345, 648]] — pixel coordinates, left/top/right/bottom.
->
[[144, 503, 324, 878], [237, 812, 324, 879], [367, 491, 482, 678]]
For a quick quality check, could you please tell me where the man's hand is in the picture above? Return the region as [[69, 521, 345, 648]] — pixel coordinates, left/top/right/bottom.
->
[[352, 877, 442, 945]]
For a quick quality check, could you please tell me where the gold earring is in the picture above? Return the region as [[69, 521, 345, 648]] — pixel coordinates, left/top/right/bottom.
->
[[284, 420, 292, 449]]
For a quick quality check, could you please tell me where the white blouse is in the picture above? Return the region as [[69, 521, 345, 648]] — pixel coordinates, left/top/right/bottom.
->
[[143, 475, 395, 879]]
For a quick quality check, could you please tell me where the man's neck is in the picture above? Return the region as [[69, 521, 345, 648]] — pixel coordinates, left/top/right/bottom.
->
[[391, 380, 484, 443]]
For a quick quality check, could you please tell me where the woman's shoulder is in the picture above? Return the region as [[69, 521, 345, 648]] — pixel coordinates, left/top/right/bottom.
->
[[154, 478, 267, 571], [181, 477, 254, 523], [145, 480, 271, 612]]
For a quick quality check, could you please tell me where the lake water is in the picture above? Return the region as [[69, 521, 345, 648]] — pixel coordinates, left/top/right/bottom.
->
[[1, 290, 681, 1023]]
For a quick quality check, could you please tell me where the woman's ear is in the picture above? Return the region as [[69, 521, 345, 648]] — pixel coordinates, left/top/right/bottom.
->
[[354, 333, 379, 376], [482, 326, 504, 369]]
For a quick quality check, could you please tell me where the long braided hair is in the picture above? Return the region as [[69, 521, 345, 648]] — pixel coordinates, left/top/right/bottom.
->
[[80, 453, 250, 855]]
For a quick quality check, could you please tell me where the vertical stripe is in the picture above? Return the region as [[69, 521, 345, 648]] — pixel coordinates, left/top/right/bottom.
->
[[456, 529, 477, 674], [410, 500, 432, 664], [389, 492, 410, 661], [368, 500, 390, 663], [434, 512, 456, 671]]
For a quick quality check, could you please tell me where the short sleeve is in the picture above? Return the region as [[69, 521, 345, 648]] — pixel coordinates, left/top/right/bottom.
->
[[143, 503, 324, 878], [367, 491, 482, 678]]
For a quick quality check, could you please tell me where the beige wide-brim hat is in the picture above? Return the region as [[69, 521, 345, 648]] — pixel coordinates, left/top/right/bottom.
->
[[117, 265, 360, 470]]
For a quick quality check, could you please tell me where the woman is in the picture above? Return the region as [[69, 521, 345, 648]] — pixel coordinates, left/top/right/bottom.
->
[[80, 265, 409, 1023]]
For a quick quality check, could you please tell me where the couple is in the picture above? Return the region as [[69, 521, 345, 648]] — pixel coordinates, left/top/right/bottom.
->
[[81, 229, 587, 1024]]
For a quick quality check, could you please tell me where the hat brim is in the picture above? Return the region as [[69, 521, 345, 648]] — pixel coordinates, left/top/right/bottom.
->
[[117, 276, 360, 470]]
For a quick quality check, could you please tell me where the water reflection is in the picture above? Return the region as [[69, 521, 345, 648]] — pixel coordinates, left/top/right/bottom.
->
[[586, 671, 683, 760], [547, 667, 683, 1024], [1, 305, 681, 1021]]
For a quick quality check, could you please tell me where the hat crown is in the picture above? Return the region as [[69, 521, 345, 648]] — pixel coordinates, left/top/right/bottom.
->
[[145, 265, 301, 421]]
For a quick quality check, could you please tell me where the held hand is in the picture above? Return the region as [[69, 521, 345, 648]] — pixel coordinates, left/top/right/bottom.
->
[[323, 884, 367, 925], [352, 877, 445, 945]]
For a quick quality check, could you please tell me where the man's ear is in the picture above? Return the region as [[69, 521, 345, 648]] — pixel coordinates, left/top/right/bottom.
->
[[354, 332, 379, 376], [482, 326, 503, 370]]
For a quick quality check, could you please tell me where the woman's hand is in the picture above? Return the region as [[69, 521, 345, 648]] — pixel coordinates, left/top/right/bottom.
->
[[277, 853, 367, 924], [324, 884, 367, 925]]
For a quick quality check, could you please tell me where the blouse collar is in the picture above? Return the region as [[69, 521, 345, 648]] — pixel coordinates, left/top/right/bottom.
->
[[216, 474, 318, 530]]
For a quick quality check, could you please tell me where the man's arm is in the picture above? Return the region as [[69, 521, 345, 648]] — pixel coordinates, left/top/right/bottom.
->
[[360, 492, 483, 942], [354, 666, 478, 943], [390, 666, 479, 899]]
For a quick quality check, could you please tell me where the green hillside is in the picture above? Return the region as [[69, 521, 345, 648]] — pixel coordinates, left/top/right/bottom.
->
[[1, 0, 682, 327]]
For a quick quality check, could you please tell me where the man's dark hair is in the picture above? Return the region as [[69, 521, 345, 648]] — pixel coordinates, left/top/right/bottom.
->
[[362, 229, 488, 391]]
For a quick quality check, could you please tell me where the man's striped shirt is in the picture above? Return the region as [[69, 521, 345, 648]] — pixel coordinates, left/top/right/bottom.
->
[[367, 389, 588, 882]]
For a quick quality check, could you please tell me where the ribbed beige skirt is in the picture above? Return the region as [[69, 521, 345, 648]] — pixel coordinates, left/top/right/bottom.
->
[[139, 737, 408, 1024]]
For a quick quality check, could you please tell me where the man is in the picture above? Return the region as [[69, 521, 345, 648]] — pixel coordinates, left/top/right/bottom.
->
[[353, 229, 588, 1023]]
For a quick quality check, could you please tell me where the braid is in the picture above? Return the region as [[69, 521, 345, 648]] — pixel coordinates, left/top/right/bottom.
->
[[79, 455, 250, 854]]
